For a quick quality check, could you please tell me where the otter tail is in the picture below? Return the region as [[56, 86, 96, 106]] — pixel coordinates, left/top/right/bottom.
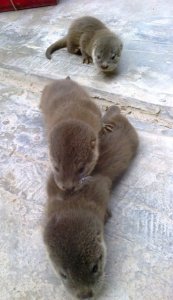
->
[[45, 37, 67, 59]]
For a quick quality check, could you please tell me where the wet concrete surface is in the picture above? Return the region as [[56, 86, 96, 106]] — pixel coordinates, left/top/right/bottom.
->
[[0, 1, 173, 299]]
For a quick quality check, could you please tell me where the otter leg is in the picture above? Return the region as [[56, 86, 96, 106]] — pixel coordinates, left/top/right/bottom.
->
[[102, 106, 121, 133], [102, 123, 115, 134], [67, 40, 81, 55], [104, 209, 112, 224], [80, 33, 93, 64], [103, 106, 121, 121], [82, 54, 93, 64]]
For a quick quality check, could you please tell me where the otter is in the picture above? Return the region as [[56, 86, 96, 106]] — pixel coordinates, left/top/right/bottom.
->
[[44, 173, 110, 299], [45, 16, 123, 73], [43, 106, 139, 299], [40, 78, 102, 192], [94, 105, 139, 181]]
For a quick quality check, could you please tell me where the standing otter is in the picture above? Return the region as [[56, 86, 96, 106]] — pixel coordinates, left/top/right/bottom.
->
[[40, 78, 102, 192], [44, 106, 139, 299], [46, 16, 123, 73]]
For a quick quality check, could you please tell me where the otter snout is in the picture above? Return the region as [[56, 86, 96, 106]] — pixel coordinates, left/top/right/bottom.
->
[[54, 174, 82, 192], [101, 63, 108, 70], [77, 289, 93, 299], [62, 179, 80, 193], [64, 185, 75, 193]]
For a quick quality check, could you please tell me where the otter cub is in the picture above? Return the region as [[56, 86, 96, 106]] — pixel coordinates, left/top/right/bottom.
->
[[45, 174, 110, 300], [46, 16, 123, 73], [44, 106, 139, 299], [40, 78, 102, 192], [94, 106, 139, 182]]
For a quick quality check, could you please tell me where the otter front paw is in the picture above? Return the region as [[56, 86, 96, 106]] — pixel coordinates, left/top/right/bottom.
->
[[104, 209, 112, 224], [74, 48, 81, 55], [102, 123, 114, 134], [82, 56, 93, 64]]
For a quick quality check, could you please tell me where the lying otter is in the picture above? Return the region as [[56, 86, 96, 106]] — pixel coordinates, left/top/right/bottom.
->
[[40, 78, 102, 192]]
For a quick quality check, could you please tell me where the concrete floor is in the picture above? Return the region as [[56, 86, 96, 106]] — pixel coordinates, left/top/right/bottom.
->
[[0, 1, 173, 299]]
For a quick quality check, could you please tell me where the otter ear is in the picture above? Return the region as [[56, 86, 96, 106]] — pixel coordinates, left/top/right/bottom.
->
[[90, 139, 96, 149], [66, 76, 71, 80]]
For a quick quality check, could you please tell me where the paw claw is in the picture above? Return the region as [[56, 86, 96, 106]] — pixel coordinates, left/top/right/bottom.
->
[[82, 56, 92, 64], [83, 58, 87, 64], [74, 48, 80, 54], [103, 123, 114, 133]]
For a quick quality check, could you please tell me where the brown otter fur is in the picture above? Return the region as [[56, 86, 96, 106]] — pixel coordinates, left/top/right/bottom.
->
[[40, 78, 102, 192], [94, 105, 139, 182], [45, 16, 123, 73], [44, 106, 139, 299]]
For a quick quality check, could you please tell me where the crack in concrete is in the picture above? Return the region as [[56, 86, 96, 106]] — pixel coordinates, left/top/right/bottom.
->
[[1, 66, 172, 130]]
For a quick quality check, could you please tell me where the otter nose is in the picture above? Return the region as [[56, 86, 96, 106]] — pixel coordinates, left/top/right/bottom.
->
[[67, 187, 75, 193], [78, 290, 93, 299], [63, 185, 75, 193], [101, 63, 108, 70]]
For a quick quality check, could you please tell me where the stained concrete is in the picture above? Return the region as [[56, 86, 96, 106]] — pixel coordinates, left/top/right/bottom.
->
[[0, 1, 173, 300]]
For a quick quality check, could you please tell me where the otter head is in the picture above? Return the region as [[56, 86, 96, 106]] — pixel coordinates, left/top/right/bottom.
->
[[93, 35, 123, 73], [44, 210, 106, 299], [49, 120, 99, 192]]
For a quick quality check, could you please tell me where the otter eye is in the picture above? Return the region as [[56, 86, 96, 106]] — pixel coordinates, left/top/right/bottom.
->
[[97, 55, 101, 59], [92, 264, 98, 274], [54, 166, 59, 172], [78, 166, 84, 175], [111, 54, 115, 60], [60, 272, 67, 280]]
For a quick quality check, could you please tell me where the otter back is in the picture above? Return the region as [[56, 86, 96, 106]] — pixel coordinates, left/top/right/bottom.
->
[[40, 78, 102, 192]]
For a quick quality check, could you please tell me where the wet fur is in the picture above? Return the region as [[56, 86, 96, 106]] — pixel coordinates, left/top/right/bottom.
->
[[44, 106, 139, 299], [45, 16, 123, 73]]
